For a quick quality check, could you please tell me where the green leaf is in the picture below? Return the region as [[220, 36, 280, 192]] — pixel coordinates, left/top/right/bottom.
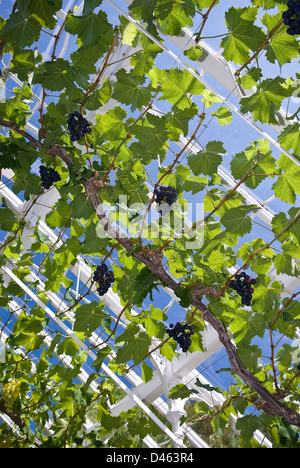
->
[[115, 324, 151, 365], [141, 361, 153, 383], [211, 106, 233, 126], [168, 383, 197, 400], [70, 192, 94, 220], [1, 11, 42, 49], [10, 48, 43, 81], [272, 155, 300, 204], [73, 301, 110, 333], [278, 124, 300, 157], [95, 106, 127, 142], [159, 68, 204, 109], [129, 0, 157, 21], [132, 267, 158, 306], [240, 77, 290, 125], [182, 176, 209, 194], [262, 12, 299, 67], [252, 276, 282, 315], [187, 140, 226, 176], [165, 108, 197, 138], [45, 198, 72, 229], [65, 10, 110, 46], [34, 59, 76, 92], [92, 347, 112, 372], [230, 142, 276, 190], [236, 415, 261, 441], [112, 69, 152, 111], [174, 286, 191, 307], [27, 0, 62, 29], [183, 45, 203, 61], [272, 207, 300, 245], [85, 79, 112, 111], [221, 205, 259, 236], [237, 342, 262, 370], [221, 7, 266, 64], [132, 113, 168, 153], [130, 38, 162, 77]]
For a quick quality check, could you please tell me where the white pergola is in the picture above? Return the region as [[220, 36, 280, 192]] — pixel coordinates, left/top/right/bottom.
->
[[0, 0, 297, 448]]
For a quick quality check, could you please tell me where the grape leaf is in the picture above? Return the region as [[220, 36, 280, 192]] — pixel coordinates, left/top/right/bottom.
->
[[1, 11, 41, 49], [115, 324, 151, 365], [240, 77, 290, 124], [34, 59, 76, 92], [132, 113, 168, 152], [27, 0, 63, 29], [129, 0, 157, 21], [187, 140, 226, 176], [70, 192, 94, 220], [10, 48, 43, 81], [221, 205, 259, 236], [112, 69, 152, 111], [236, 415, 261, 441], [168, 383, 197, 400], [159, 68, 204, 109], [65, 10, 110, 46], [73, 302, 110, 333], [237, 342, 262, 370], [262, 12, 299, 67], [272, 155, 300, 204], [221, 7, 266, 64], [278, 124, 300, 158]]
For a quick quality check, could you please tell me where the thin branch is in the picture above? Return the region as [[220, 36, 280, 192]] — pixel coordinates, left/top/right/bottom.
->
[[195, 0, 218, 41], [80, 26, 119, 113], [235, 19, 284, 76]]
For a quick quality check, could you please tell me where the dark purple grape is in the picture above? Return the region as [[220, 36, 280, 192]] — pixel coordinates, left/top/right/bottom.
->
[[39, 165, 61, 189], [93, 263, 114, 296], [166, 322, 194, 352], [67, 112, 91, 141]]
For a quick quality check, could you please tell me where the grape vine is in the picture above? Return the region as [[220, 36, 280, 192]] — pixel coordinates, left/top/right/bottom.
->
[[1, 0, 300, 449]]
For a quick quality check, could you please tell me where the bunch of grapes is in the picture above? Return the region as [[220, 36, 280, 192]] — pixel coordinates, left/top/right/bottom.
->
[[39, 165, 61, 189], [282, 0, 300, 35], [228, 272, 257, 306], [154, 186, 177, 214], [1, 380, 21, 412], [93, 264, 115, 296], [166, 322, 194, 352], [67, 111, 91, 141]]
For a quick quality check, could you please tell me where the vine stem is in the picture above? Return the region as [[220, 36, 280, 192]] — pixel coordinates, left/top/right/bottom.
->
[[80, 26, 119, 113], [195, 0, 218, 41], [90, 301, 131, 350], [39, 16, 67, 140], [235, 19, 284, 76], [4, 120, 300, 427]]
